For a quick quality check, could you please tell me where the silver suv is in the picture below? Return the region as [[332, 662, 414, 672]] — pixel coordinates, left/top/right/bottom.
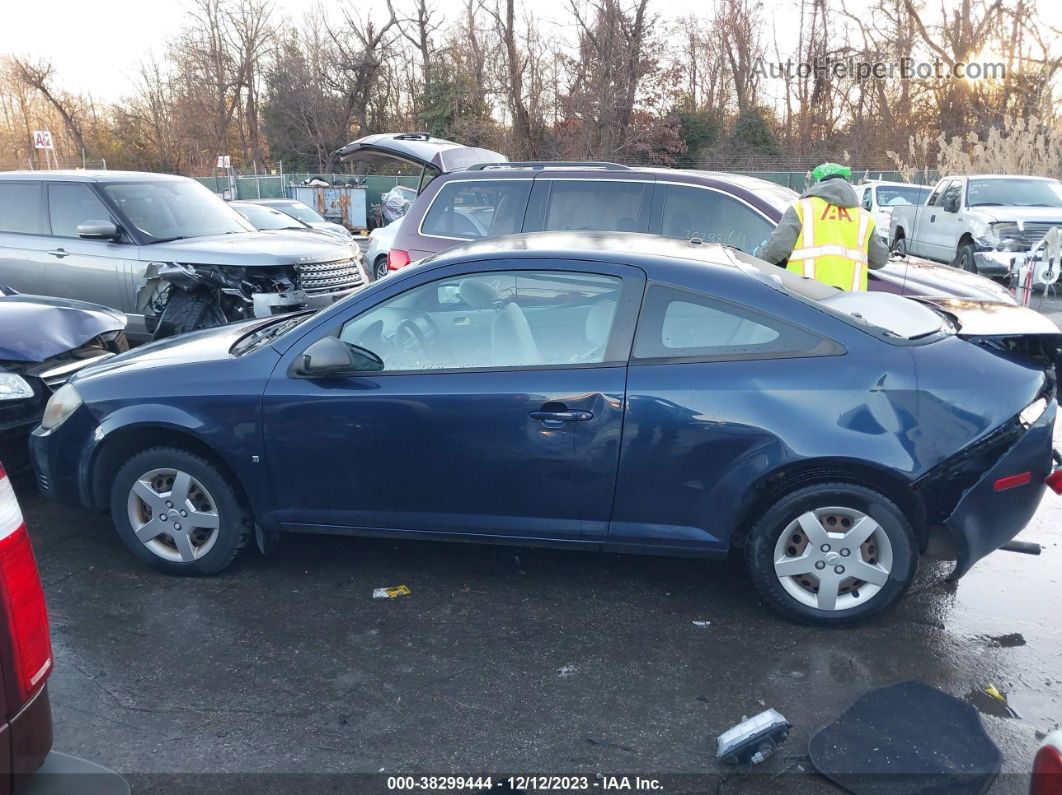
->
[[0, 171, 366, 340]]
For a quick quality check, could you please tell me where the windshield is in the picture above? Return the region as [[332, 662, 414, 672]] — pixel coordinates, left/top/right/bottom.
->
[[235, 203, 306, 231], [966, 179, 1062, 208], [876, 185, 932, 206], [103, 180, 254, 242], [277, 202, 326, 224]]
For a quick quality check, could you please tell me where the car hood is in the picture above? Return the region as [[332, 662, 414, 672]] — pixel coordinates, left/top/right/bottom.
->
[[0, 294, 126, 363], [143, 230, 354, 267], [918, 297, 1061, 336], [970, 207, 1062, 223], [73, 317, 280, 382], [875, 255, 1015, 303]]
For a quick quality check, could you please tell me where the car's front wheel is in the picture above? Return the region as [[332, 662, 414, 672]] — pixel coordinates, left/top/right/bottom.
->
[[955, 242, 978, 273], [110, 447, 251, 575], [745, 483, 917, 625]]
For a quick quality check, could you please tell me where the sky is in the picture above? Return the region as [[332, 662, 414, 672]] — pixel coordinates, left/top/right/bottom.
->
[[1, 0, 1059, 105]]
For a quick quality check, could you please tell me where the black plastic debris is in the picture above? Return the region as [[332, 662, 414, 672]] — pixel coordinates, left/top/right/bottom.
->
[[809, 681, 1002, 794]]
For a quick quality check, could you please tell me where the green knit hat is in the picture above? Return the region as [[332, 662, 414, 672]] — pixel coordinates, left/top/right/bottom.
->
[[811, 162, 852, 182]]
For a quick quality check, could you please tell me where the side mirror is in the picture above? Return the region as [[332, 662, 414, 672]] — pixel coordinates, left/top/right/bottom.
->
[[77, 220, 121, 241], [942, 196, 960, 213], [297, 336, 383, 377]]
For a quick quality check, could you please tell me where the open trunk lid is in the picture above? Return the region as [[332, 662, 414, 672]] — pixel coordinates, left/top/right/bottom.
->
[[335, 133, 507, 178]]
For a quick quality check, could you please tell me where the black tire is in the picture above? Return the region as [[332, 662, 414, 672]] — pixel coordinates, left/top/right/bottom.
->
[[955, 242, 978, 273], [110, 447, 251, 575], [891, 234, 907, 256], [154, 290, 226, 339], [745, 482, 918, 626], [373, 255, 388, 281]]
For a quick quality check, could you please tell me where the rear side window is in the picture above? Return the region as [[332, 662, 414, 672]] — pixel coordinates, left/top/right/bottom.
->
[[0, 183, 41, 234], [48, 183, 114, 238], [543, 181, 649, 233], [633, 285, 835, 362], [658, 185, 773, 254], [421, 180, 530, 240]]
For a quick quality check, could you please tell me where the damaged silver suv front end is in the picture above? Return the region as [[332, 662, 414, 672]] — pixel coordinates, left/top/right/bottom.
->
[[137, 254, 366, 340]]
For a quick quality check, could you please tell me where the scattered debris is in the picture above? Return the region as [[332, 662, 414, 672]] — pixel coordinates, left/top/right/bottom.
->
[[716, 709, 791, 766], [558, 664, 577, 678], [985, 632, 1026, 648], [372, 585, 411, 599], [692, 620, 711, 628], [967, 683, 1020, 718]]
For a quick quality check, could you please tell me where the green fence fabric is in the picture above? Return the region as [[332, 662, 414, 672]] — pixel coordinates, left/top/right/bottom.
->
[[196, 173, 421, 216]]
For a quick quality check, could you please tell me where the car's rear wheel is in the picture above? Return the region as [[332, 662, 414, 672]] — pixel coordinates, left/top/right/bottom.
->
[[110, 447, 250, 575], [373, 255, 388, 281], [745, 483, 917, 625]]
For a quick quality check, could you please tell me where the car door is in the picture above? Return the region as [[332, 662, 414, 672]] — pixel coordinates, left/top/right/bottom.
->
[[261, 259, 644, 541], [527, 177, 655, 235], [649, 183, 776, 254], [43, 182, 132, 310], [929, 178, 966, 262], [0, 181, 46, 295], [920, 179, 963, 260]]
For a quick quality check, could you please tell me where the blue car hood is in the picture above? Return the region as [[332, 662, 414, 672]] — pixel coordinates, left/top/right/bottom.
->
[[0, 293, 126, 364]]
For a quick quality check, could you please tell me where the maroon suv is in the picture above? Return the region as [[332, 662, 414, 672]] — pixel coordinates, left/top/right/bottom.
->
[[337, 132, 1014, 303]]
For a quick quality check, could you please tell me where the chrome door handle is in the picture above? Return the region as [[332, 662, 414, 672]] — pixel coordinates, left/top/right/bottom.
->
[[529, 409, 594, 426], [47, 248, 69, 258]]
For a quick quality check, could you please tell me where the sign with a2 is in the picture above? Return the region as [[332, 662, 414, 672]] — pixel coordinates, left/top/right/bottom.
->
[[216, 155, 231, 169], [32, 130, 54, 149]]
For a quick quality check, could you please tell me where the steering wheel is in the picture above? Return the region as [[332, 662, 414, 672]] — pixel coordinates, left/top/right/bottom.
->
[[394, 318, 429, 358]]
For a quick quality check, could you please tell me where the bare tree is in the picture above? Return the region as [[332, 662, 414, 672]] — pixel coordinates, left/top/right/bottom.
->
[[12, 57, 87, 155]]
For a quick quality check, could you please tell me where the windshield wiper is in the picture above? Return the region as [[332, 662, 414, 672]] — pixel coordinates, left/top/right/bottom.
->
[[149, 235, 189, 243]]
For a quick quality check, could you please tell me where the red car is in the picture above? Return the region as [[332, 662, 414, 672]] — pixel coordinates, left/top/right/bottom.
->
[[0, 462, 126, 794]]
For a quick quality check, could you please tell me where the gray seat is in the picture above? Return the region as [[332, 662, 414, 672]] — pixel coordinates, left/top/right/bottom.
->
[[492, 302, 541, 365], [575, 299, 616, 361]]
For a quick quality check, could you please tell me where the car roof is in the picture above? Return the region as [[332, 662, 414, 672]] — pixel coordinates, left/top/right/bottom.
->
[[858, 180, 931, 188], [429, 230, 736, 270], [0, 170, 188, 183], [250, 198, 301, 205], [963, 174, 1061, 181]]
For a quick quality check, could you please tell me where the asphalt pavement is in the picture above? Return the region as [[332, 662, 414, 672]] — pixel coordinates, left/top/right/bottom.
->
[[10, 286, 1062, 794]]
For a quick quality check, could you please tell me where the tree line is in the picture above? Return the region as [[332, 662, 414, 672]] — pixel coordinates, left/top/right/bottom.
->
[[1, 0, 1059, 177]]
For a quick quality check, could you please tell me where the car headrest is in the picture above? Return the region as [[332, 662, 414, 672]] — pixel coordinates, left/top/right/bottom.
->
[[460, 279, 502, 308], [585, 300, 616, 347]]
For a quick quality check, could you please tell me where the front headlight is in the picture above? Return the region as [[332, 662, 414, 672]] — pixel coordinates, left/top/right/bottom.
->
[[40, 383, 83, 430], [0, 374, 33, 402], [1020, 397, 1048, 428]]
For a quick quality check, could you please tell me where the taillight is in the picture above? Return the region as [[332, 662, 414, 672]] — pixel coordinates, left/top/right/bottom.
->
[[1032, 743, 1062, 795], [387, 249, 411, 271], [0, 464, 52, 702], [1046, 470, 1062, 495]]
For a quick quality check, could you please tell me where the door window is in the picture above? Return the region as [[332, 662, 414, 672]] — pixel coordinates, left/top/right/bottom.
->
[[861, 189, 873, 210], [420, 180, 531, 240], [939, 180, 963, 210], [339, 270, 623, 371], [0, 183, 41, 234], [658, 185, 773, 254], [48, 183, 114, 238], [542, 181, 648, 233], [633, 285, 833, 362]]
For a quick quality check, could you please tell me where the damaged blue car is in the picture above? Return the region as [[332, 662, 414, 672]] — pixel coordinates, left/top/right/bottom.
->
[[27, 233, 1062, 625], [0, 286, 126, 456]]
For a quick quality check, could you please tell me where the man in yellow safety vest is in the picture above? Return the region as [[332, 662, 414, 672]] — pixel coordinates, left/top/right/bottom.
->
[[755, 162, 889, 291]]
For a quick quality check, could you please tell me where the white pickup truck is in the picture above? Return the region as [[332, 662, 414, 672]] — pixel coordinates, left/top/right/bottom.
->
[[888, 175, 1062, 276]]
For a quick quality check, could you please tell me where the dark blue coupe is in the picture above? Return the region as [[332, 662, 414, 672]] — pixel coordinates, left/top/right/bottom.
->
[[30, 233, 1062, 624]]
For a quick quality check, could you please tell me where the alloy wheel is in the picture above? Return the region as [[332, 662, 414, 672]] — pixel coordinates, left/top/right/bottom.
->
[[126, 468, 221, 563], [772, 507, 893, 611]]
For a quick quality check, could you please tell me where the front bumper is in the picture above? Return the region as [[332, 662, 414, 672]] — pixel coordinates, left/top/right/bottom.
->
[[251, 285, 358, 318], [944, 400, 1055, 578], [974, 249, 1021, 276]]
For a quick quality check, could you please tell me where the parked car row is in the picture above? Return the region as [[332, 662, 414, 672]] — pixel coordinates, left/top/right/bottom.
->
[[0, 171, 367, 343], [5, 137, 1062, 628], [344, 134, 1017, 304]]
